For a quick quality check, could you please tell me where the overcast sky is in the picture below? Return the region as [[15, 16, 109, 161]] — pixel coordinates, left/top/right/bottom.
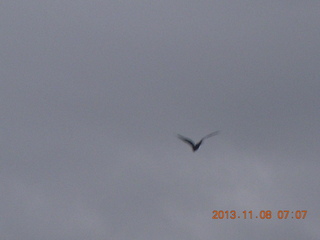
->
[[1, 1, 320, 239]]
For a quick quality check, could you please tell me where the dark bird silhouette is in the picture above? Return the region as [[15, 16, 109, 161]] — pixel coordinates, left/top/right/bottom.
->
[[177, 131, 219, 152]]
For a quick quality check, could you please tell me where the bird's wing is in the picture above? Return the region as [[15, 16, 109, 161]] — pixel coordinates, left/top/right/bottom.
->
[[201, 131, 219, 140], [177, 134, 195, 147]]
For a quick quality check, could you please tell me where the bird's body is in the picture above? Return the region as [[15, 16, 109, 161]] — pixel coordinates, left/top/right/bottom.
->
[[177, 131, 219, 152]]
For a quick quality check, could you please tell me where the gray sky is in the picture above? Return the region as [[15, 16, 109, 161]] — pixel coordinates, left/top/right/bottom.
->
[[1, 1, 320, 239]]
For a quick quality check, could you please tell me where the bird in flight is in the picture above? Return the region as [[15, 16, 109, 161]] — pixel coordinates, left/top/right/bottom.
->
[[177, 131, 219, 152]]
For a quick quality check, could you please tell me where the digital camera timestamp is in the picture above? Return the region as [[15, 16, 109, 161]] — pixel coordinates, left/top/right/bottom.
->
[[211, 210, 307, 220]]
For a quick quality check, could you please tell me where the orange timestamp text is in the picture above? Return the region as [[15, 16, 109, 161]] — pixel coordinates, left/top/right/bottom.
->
[[211, 210, 307, 220]]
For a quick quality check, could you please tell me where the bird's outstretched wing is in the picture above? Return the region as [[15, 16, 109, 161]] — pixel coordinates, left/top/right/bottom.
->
[[177, 134, 196, 148], [201, 131, 219, 141]]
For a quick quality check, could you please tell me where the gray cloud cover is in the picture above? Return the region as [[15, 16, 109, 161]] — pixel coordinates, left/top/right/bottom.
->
[[1, 1, 320, 239]]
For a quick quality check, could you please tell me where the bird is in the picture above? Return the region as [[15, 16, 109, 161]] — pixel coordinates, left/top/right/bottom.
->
[[177, 131, 219, 152]]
